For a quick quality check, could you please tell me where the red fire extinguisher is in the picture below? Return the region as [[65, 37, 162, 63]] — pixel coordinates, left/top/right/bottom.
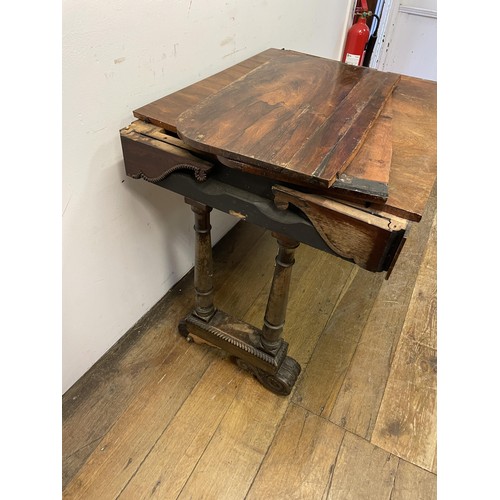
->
[[342, 11, 372, 66]]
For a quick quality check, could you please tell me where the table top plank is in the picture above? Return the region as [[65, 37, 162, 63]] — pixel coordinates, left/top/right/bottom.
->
[[283, 68, 397, 181], [133, 49, 282, 133], [343, 97, 392, 185], [176, 51, 400, 188], [371, 76, 436, 221]]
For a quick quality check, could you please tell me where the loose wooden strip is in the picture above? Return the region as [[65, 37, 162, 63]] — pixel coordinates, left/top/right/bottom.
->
[[391, 460, 437, 499], [289, 71, 399, 183], [326, 432, 399, 499], [118, 360, 243, 499], [246, 404, 344, 499], [343, 97, 393, 185], [293, 267, 384, 416], [327, 185, 436, 439], [371, 215, 437, 471], [330, 95, 392, 201], [274, 185, 407, 230]]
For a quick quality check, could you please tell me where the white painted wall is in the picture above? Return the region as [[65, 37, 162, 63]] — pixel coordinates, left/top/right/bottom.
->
[[62, 0, 352, 393]]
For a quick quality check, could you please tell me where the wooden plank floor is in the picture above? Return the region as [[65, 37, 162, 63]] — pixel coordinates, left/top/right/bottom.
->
[[63, 186, 437, 500]]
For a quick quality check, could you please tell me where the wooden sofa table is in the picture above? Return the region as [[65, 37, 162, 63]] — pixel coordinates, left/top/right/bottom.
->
[[120, 49, 436, 395]]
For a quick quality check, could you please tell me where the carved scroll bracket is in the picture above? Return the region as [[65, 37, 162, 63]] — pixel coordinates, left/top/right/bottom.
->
[[120, 124, 214, 184], [272, 184, 408, 272], [131, 163, 211, 183]]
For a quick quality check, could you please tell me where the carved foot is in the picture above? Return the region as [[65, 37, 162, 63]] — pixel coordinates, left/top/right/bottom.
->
[[179, 309, 301, 395], [235, 356, 301, 396]]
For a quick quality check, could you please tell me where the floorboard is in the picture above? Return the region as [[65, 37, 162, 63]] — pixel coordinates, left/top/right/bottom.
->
[[371, 214, 437, 472], [247, 403, 344, 500]]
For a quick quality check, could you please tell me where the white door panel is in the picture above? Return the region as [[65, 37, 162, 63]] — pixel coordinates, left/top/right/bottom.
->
[[372, 2, 437, 81]]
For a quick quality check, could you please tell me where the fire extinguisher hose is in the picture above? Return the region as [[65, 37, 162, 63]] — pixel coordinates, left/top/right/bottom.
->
[[363, 13, 380, 67]]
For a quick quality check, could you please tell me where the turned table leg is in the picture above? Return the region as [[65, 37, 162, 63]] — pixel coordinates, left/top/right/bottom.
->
[[191, 200, 216, 321], [178, 203, 301, 396], [261, 234, 299, 355], [239, 233, 301, 395], [178, 199, 215, 339]]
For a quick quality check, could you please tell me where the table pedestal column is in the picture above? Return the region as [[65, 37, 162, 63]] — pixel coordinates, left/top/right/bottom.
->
[[179, 200, 301, 396]]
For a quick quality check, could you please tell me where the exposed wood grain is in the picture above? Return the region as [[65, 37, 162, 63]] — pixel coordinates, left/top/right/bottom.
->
[[117, 360, 242, 499], [176, 376, 291, 500], [133, 49, 281, 133], [372, 77, 437, 221], [128, 120, 197, 152], [371, 336, 437, 472], [246, 404, 344, 499], [177, 51, 399, 188], [326, 432, 399, 499], [62, 344, 214, 500], [343, 97, 392, 185], [391, 460, 437, 500], [371, 215, 437, 471], [327, 185, 436, 439], [293, 268, 384, 416]]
